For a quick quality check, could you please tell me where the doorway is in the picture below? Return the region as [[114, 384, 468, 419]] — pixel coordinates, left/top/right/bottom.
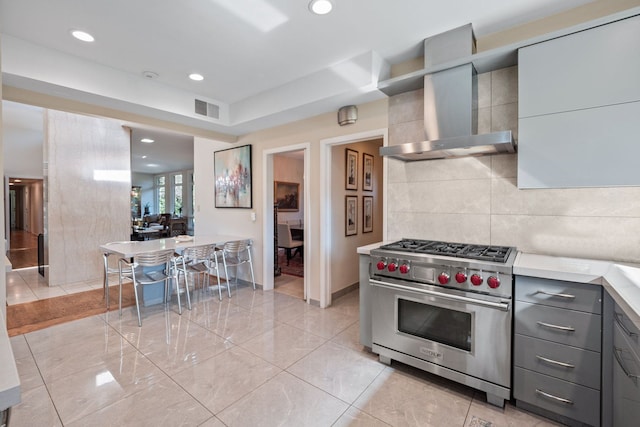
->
[[7, 177, 44, 269], [262, 143, 310, 300]]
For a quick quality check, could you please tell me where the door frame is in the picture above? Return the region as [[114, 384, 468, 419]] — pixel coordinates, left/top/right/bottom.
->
[[319, 128, 388, 308], [262, 143, 310, 298]]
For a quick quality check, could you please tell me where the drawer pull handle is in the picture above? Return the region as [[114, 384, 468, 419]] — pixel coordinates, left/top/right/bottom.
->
[[535, 389, 573, 405], [614, 312, 638, 338], [536, 321, 575, 332], [535, 355, 575, 369], [534, 290, 576, 299], [614, 347, 640, 380]]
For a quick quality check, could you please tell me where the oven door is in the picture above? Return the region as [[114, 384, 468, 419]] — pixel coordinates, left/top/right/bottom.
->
[[371, 277, 512, 388]]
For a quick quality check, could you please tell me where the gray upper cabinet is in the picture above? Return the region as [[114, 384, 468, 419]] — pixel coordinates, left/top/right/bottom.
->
[[517, 14, 640, 189]]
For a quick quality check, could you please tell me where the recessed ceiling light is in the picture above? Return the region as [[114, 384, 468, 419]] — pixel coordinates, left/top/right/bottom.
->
[[309, 0, 333, 15], [141, 138, 154, 143], [14, 179, 22, 182], [189, 73, 204, 81], [142, 71, 159, 79], [142, 155, 147, 159], [71, 30, 95, 42]]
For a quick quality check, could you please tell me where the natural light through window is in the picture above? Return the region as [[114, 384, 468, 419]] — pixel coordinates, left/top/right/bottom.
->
[[93, 170, 130, 182]]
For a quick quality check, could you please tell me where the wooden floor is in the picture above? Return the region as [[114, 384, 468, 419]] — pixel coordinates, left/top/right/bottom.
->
[[8, 229, 39, 269]]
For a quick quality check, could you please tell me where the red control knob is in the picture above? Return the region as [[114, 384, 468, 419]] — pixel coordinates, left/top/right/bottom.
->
[[438, 272, 450, 284], [470, 274, 483, 286], [387, 262, 397, 272], [376, 260, 386, 270], [487, 276, 500, 289], [399, 264, 410, 274], [455, 272, 467, 283]]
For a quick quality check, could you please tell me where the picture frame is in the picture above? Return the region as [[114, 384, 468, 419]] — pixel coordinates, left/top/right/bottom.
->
[[363, 153, 374, 191], [363, 196, 373, 233], [274, 181, 299, 212], [345, 148, 358, 190], [214, 144, 252, 208], [345, 195, 358, 236]]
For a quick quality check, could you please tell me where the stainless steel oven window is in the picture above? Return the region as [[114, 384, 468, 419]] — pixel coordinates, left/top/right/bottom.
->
[[397, 298, 472, 351]]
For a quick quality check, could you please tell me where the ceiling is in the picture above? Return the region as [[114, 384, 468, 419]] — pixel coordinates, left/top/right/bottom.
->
[[0, 0, 595, 138]]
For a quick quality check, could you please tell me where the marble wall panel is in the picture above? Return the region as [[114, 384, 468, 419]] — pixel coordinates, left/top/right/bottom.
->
[[388, 180, 490, 214], [388, 120, 424, 146], [492, 178, 640, 217], [46, 110, 130, 286], [402, 156, 492, 183], [491, 66, 518, 106], [491, 215, 640, 263], [386, 213, 491, 244], [388, 89, 424, 125], [491, 154, 517, 179], [477, 73, 492, 109]]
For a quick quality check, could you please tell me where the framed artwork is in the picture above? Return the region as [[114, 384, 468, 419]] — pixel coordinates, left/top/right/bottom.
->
[[363, 196, 373, 233], [214, 144, 252, 208], [345, 148, 358, 190], [363, 153, 373, 191], [345, 195, 358, 236], [274, 181, 299, 212]]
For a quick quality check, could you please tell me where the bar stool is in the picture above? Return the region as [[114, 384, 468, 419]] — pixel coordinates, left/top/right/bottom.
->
[[118, 249, 184, 327], [102, 241, 133, 308], [220, 240, 256, 293]]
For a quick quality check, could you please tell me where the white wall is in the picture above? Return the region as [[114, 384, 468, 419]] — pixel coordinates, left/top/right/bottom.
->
[[1, 37, 6, 315]]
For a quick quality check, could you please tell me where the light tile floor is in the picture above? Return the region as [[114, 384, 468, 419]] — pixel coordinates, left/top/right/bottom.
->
[[8, 286, 561, 427], [6, 267, 103, 305]]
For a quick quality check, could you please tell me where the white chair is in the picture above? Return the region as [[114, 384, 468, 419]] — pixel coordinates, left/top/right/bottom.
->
[[277, 223, 303, 265], [118, 249, 185, 327], [220, 240, 256, 292]]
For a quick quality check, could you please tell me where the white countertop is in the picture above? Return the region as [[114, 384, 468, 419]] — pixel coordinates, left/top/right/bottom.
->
[[357, 241, 393, 255], [514, 252, 640, 329], [101, 235, 249, 258], [0, 315, 21, 411]]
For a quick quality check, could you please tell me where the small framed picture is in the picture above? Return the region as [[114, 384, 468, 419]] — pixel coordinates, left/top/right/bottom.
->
[[345, 149, 358, 190], [345, 195, 357, 236], [363, 196, 373, 233], [363, 153, 373, 191]]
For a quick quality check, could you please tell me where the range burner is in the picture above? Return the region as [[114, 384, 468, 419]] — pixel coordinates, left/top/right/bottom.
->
[[380, 239, 514, 263]]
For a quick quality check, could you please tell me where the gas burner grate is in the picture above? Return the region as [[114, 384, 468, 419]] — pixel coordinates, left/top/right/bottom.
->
[[380, 239, 514, 263]]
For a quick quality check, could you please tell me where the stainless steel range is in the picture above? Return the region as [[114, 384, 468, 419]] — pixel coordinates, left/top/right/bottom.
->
[[370, 239, 517, 407]]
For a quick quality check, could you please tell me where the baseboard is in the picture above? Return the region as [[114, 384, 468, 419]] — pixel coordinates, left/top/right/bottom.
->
[[308, 282, 359, 308]]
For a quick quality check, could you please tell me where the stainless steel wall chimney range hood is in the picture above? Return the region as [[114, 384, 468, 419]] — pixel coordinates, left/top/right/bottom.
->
[[380, 24, 516, 161]]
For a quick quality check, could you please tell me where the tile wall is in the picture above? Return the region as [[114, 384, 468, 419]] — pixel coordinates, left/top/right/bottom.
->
[[387, 66, 640, 263]]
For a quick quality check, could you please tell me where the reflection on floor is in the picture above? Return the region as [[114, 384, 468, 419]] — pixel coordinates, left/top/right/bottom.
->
[[274, 273, 304, 299], [8, 229, 39, 269], [8, 287, 560, 427]]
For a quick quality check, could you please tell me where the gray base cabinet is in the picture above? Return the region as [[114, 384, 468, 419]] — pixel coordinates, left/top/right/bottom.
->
[[514, 276, 602, 426], [612, 303, 640, 426]]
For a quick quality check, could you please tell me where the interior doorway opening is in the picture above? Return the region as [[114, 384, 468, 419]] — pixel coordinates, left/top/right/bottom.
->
[[262, 144, 310, 301], [7, 177, 44, 270]]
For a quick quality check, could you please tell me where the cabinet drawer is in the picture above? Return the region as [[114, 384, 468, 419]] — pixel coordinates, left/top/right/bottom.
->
[[515, 301, 601, 351], [613, 322, 640, 403], [514, 367, 600, 426], [614, 307, 640, 359], [516, 276, 602, 313], [514, 334, 600, 389]]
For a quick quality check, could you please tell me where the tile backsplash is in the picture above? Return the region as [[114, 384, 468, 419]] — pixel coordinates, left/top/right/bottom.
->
[[387, 66, 640, 263]]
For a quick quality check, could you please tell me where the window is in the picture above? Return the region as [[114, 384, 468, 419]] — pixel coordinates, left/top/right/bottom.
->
[[156, 176, 166, 214], [173, 173, 183, 216]]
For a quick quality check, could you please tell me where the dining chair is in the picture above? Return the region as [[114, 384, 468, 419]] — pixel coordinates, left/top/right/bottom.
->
[[174, 244, 229, 300], [118, 249, 185, 327], [277, 223, 303, 265], [220, 240, 256, 293], [102, 241, 134, 308]]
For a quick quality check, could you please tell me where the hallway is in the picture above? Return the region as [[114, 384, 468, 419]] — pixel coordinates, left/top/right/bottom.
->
[[7, 229, 39, 269]]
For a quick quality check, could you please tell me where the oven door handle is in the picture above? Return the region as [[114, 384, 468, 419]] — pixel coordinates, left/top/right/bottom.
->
[[370, 279, 510, 311]]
